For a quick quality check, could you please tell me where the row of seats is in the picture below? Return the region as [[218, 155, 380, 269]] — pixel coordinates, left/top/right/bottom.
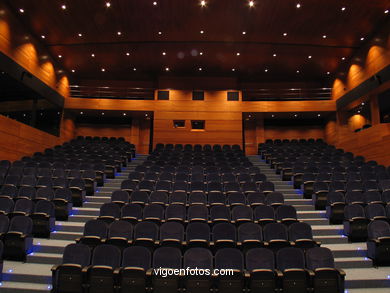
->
[[77, 219, 318, 253], [52, 244, 345, 293], [100, 202, 297, 225], [155, 143, 242, 152], [110, 190, 284, 207], [120, 180, 275, 194], [1, 184, 81, 211]]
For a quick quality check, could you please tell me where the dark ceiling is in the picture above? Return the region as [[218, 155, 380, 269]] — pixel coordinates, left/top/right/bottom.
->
[[5, 0, 390, 83]]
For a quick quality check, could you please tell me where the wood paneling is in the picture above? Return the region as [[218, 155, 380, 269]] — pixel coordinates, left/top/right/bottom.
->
[[0, 115, 61, 161], [264, 125, 325, 140]]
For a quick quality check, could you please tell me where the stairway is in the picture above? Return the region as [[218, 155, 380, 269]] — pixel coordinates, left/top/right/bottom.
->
[[0, 155, 148, 293], [248, 155, 390, 292]]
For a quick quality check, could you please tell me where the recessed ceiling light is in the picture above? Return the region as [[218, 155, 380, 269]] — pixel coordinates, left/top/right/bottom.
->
[[133, 67, 137, 71], [296, 3, 301, 8], [318, 114, 321, 117], [341, 7, 346, 11], [361, 102, 365, 106], [61, 5, 66, 10], [341, 57, 346, 60], [294, 114, 298, 117], [71, 69, 75, 73], [198, 67, 203, 71], [385, 9, 389, 14], [236, 52, 240, 56], [200, 30, 204, 34], [123, 113, 127, 116], [91, 53, 95, 57], [41, 35, 45, 39], [126, 52, 130, 56], [153, 1, 157, 5], [117, 31, 122, 36], [249, 1, 254, 7], [322, 35, 327, 39], [200, 52, 203, 55], [273, 53, 277, 57], [165, 67, 170, 71], [271, 114, 275, 117], [308, 55, 312, 59], [102, 112, 105, 115], [200, 0, 206, 7], [264, 69, 268, 72], [283, 33, 287, 36], [78, 33, 82, 37], [360, 37, 365, 41], [58, 55, 62, 58], [80, 111, 83, 115], [358, 110, 361, 113], [296, 70, 300, 73], [101, 68, 105, 72], [242, 31, 246, 35], [326, 71, 330, 75], [158, 31, 162, 35], [162, 52, 166, 56], [106, 2, 111, 8], [232, 68, 236, 72], [19, 8, 24, 13]]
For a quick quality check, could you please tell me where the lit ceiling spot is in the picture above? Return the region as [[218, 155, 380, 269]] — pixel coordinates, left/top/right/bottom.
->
[[133, 67, 137, 71], [123, 113, 127, 116], [341, 7, 346, 11], [296, 3, 301, 8], [126, 52, 130, 56], [341, 57, 346, 60], [360, 37, 365, 41], [58, 55, 62, 58], [200, 52, 203, 55], [232, 68, 236, 72], [264, 69, 268, 72], [19, 8, 24, 13], [71, 69, 75, 73], [249, 1, 254, 8], [273, 53, 277, 57], [322, 35, 327, 39], [80, 111, 83, 115], [200, 0, 206, 7], [242, 31, 246, 35], [318, 114, 321, 117], [153, 1, 157, 5], [106, 2, 111, 8], [326, 71, 330, 75], [61, 4, 66, 10], [358, 110, 361, 113], [102, 112, 105, 115], [283, 32, 287, 36], [91, 53, 95, 57], [78, 33, 83, 37], [361, 102, 365, 105], [385, 9, 389, 14], [101, 68, 105, 72], [117, 31, 122, 36], [158, 31, 162, 35], [41, 35, 45, 39], [296, 70, 300, 73], [236, 52, 240, 56], [308, 55, 312, 59], [165, 67, 170, 71], [200, 30, 204, 34], [294, 114, 298, 117], [198, 67, 203, 71], [162, 52, 166, 56], [271, 114, 275, 117]]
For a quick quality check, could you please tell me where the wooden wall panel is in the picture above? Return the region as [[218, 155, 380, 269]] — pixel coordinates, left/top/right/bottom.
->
[[0, 115, 61, 161], [264, 125, 325, 140]]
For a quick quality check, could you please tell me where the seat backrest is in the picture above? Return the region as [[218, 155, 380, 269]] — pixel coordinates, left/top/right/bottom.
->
[[344, 204, 365, 220], [263, 223, 288, 241], [275, 205, 297, 220], [368, 220, 390, 239], [254, 205, 275, 220], [212, 222, 236, 242], [306, 247, 335, 270], [0, 214, 10, 233], [14, 199, 34, 214], [122, 246, 151, 270], [246, 247, 274, 271], [184, 248, 213, 270], [83, 219, 108, 238], [108, 220, 133, 239], [134, 221, 158, 240], [288, 222, 313, 241], [9, 215, 33, 234], [62, 243, 91, 266], [100, 203, 121, 218], [34, 200, 55, 217], [153, 247, 182, 269], [121, 204, 143, 220], [238, 222, 262, 242], [160, 222, 184, 242], [215, 248, 243, 270], [276, 247, 305, 271], [91, 244, 121, 268], [186, 222, 210, 242]]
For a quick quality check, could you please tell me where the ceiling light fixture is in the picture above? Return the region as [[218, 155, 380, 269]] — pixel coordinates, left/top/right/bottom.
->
[[106, 2, 111, 8], [200, 30, 204, 34], [162, 52, 166, 55], [80, 111, 83, 115], [283, 32, 287, 36], [153, 1, 157, 5], [71, 69, 75, 73], [385, 9, 389, 14], [101, 68, 105, 72], [236, 52, 240, 56], [296, 70, 300, 73], [232, 68, 236, 72], [264, 69, 268, 72], [78, 33, 82, 37], [200, 52, 203, 55], [19, 8, 24, 13], [58, 55, 62, 58], [102, 112, 105, 115], [242, 31, 246, 35], [308, 55, 312, 59], [273, 53, 277, 57], [296, 3, 301, 8], [165, 67, 170, 71], [117, 31, 122, 36], [61, 5, 66, 10], [294, 114, 298, 117], [200, 0, 206, 7], [91, 53, 95, 57], [360, 37, 365, 41], [271, 114, 275, 117], [41, 35, 45, 39], [326, 71, 330, 75], [341, 57, 346, 60], [341, 7, 346, 11], [126, 52, 130, 56], [322, 35, 327, 39], [198, 67, 203, 71], [249, 1, 254, 8], [133, 67, 137, 71], [318, 114, 321, 117], [123, 113, 127, 116]]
